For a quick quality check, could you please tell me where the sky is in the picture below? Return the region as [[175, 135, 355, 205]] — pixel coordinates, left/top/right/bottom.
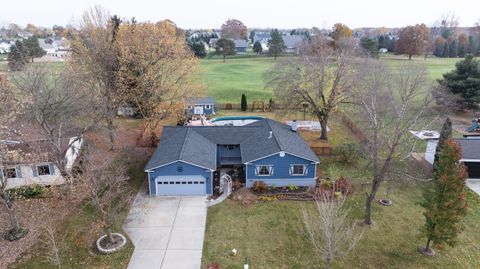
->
[[2, 0, 479, 29]]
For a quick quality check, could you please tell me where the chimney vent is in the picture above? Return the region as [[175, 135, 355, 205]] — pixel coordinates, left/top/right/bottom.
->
[[291, 120, 298, 132], [268, 131, 273, 139]]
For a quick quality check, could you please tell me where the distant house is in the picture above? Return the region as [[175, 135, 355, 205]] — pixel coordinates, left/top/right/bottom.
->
[[233, 39, 248, 53], [0, 137, 83, 189], [379, 48, 388, 53], [209, 38, 219, 48], [144, 119, 320, 196], [186, 97, 215, 116], [283, 35, 304, 54], [0, 41, 12, 54], [38, 37, 69, 59], [253, 33, 271, 44], [425, 138, 480, 179]]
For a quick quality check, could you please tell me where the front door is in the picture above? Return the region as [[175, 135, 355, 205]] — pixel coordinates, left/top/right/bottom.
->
[[194, 105, 204, 115]]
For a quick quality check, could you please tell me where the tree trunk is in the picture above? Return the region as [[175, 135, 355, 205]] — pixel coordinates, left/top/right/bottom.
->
[[1, 197, 20, 232], [223, 54, 226, 63], [106, 117, 115, 151], [105, 227, 116, 244], [316, 113, 329, 141], [364, 177, 381, 225], [425, 238, 432, 250], [408, 54, 412, 60]]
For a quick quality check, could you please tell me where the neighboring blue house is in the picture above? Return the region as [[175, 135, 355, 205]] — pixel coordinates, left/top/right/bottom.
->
[[186, 96, 215, 116], [145, 119, 320, 196]]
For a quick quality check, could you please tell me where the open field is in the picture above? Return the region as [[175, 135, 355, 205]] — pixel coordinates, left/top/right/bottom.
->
[[201, 54, 458, 104]]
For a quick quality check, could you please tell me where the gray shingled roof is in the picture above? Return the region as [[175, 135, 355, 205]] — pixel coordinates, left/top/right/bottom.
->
[[283, 35, 304, 49], [233, 39, 248, 48], [187, 96, 214, 105], [145, 119, 320, 171], [456, 139, 480, 160]]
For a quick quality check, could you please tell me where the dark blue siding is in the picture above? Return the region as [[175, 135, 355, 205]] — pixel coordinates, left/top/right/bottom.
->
[[245, 153, 317, 187], [188, 104, 215, 115], [148, 161, 213, 195]]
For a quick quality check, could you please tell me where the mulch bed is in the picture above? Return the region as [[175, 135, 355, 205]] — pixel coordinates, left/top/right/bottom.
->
[[253, 187, 316, 201]]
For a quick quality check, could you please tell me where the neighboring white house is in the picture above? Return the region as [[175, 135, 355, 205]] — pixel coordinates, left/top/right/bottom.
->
[[38, 37, 69, 59], [282, 35, 304, 54], [0, 136, 84, 189], [0, 41, 12, 54], [379, 48, 388, 53]]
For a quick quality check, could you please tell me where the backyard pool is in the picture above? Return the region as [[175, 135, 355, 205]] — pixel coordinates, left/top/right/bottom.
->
[[210, 116, 264, 126]]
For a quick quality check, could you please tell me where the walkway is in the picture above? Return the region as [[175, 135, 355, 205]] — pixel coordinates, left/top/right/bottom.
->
[[124, 192, 207, 269]]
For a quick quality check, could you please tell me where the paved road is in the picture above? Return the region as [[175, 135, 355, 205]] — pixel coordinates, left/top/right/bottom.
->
[[124, 192, 207, 269]]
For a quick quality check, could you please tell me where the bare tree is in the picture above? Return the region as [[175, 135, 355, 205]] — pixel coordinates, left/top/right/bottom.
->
[[68, 6, 121, 151], [81, 145, 130, 246], [12, 64, 100, 177], [266, 36, 356, 140], [352, 60, 432, 225], [43, 225, 61, 269], [0, 74, 27, 240], [303, 194, 363, 269]]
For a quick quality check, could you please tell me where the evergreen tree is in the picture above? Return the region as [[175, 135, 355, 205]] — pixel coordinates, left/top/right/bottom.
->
[[268, 29, 285, 59], [448, 39, 458, 58], [214, 38, 236, 62], [438, 54, 480, 108], [360, 37, 379, 58], [188, 42, 207, 58], [433, 118, 452, 173], [23, 36, 46, 62], [241, 94, 247, 111], [419, 138, 468, 255], [7, 41, 26, 71], [249, 30, 255, 43], [253, 41, 263, 54]]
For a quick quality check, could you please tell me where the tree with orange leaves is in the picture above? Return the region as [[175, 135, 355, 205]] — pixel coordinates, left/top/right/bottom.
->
[[419, 138, 468, 256], [116, 20, 202, 145], [395, 23, 430, 60]]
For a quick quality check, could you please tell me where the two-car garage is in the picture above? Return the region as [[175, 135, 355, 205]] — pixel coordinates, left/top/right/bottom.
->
[[154, 175, 207, 196]]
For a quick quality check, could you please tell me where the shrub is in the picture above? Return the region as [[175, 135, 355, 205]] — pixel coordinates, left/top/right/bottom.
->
[[241, 94, 247, 111], [8, 184, 47, 199], [317, 177, 353, 200], [333, 142, 364, 164], [252, 181, 267, 193], [334, 177, 354, 196], [288, 184, 298, 191]]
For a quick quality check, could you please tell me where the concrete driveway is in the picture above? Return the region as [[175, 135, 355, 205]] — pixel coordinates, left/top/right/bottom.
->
[[467, 179, 480, 196], [124, 191, 207, 269]]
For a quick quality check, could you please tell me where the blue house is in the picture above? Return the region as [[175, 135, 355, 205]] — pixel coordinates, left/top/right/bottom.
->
[[233, 39, 248, 53], [145, 119, 320, 196], [186, 96, 215, 116]]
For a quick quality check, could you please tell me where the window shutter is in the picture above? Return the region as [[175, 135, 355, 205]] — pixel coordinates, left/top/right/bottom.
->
[[269, 166, 274, 175], [49, 163, 55, 175], [255, 166, 259, 175], [16, 166, 22, 178], [304, 165, 308, 175], [32, 165, 38, 177], [289, 165, 293, 175]]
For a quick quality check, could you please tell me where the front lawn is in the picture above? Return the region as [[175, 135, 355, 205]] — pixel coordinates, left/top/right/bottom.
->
[[202, 177, 480, 269], [9, 158, 146, 269]]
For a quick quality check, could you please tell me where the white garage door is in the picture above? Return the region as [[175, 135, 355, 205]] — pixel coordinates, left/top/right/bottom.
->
[[155, 175, 206, 196]]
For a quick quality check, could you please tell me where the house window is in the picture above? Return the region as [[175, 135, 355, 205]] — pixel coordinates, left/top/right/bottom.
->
[[226, 145, 237, 150], [187, 106, 193, 109], [291, 165, 306, 175], [37, 165, 51, 176], [3, 168, 17, 179], [256, 165, 273, 176], [205, 105, 211, 109], [177, 166, 183, 172]]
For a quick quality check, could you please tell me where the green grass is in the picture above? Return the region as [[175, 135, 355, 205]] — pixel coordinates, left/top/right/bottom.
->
[[201, 54, 460, 104], [202, 163, 480, 269], [201, 57, 277, 103]]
